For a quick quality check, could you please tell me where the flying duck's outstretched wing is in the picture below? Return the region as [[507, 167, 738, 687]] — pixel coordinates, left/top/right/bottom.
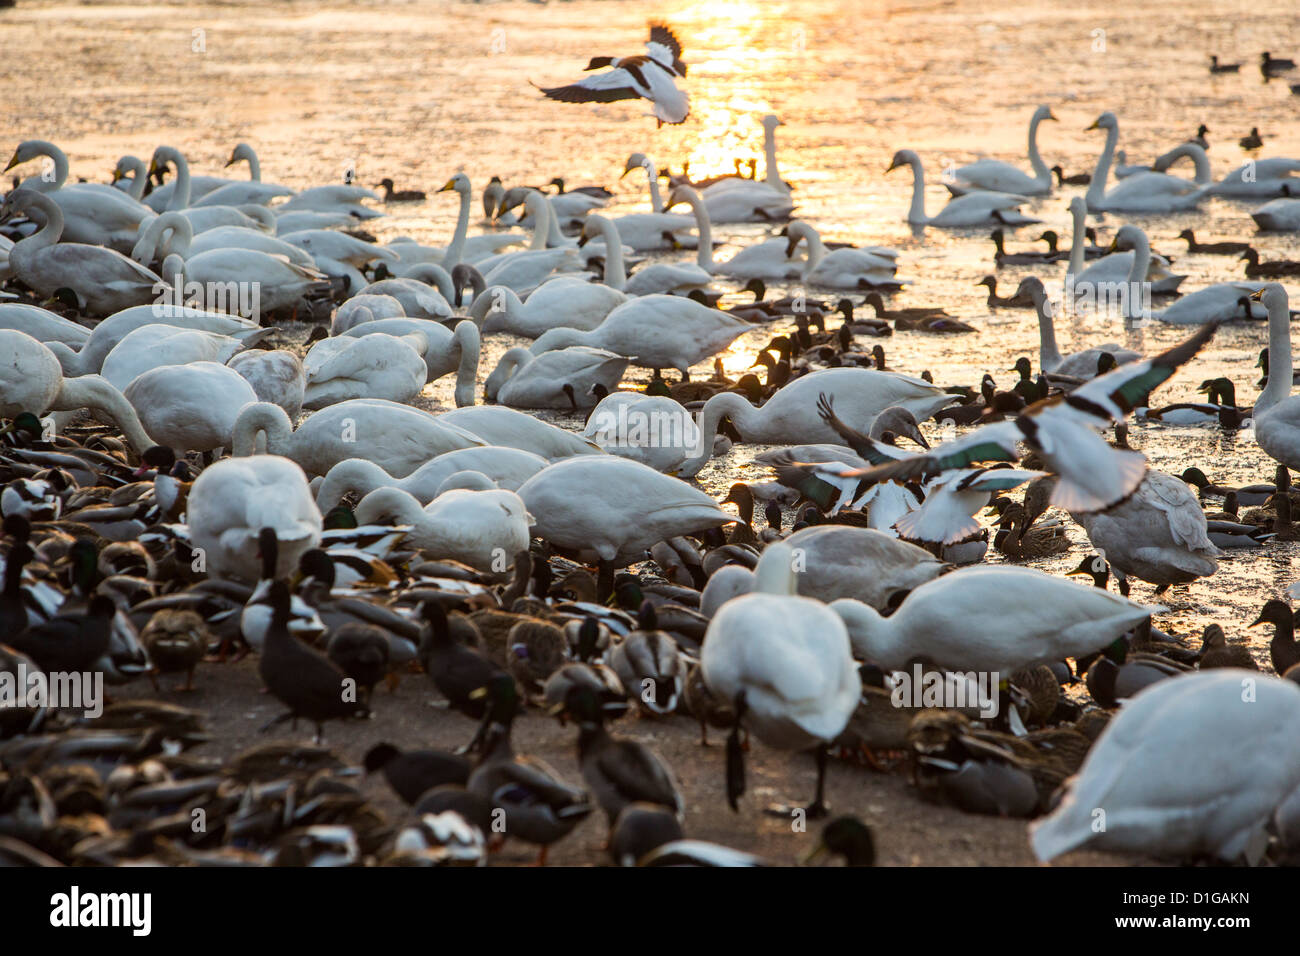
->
[[535, 69, 645, 106], [647, 23, 687, 77]]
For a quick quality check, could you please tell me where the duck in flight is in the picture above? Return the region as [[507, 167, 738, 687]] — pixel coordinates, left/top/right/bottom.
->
[[535, 24, 690, 127]]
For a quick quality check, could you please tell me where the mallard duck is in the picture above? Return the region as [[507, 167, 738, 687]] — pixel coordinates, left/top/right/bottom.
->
[[609, 802, 686, 866], [562, 684, 683, 826], [363, 742, 471, 805], [326, 623, 390, 704], [1033, 670, 1300, 863], [139, 608, 207, 692], [993, 502, 1070, 559], [506, 617, 568, 698], [1252, 599, 1300, 675], [607, 602, 683, 716], [803, 816, 877, 866], [257, 580, 364, 743], [8, 594, 117, 673], [467, 675, 593, 865], [1197, 624, 1257, 670], [418, 602, 509, 748]]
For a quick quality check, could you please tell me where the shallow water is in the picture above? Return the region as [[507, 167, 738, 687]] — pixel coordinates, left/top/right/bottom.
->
[[4, 0, 1300, 658]]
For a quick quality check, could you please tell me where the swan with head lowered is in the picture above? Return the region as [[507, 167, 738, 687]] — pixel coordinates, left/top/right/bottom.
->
[[485, 346, 629, 410], [355, 485, 531, 576], [1019, 276, 1140, 377], [187, 455, 321, 583], [0, 330, 155, 453], [100, 323, 268, 391], [188, 143, 293, 208], [674, 367, 957, 477], [1210, 157, 1300, 199], [42, 303, 265, 377], [145, 147, 280, 234], [517, 455, 733, 590], [134, 216, 332, 315], [357, 264, 456, 321], [232, 399, 484, 477], [468, 276, 626, 338], [437, 405, 604, 459], [948, 105, 1057, 196], [4, 141, 152, 251], [887, 150, 1040, 227], [123, 360, 259, 454], [529, 294, 750, 381], [301, 330, 430, 409], [0, 189, 162, 317], [0, 302, 91, 350], [830, 564, 1159, 672], [336, 316, 480, 407], [1084, 113, 1211, 212], [314, 446, 548, 512], [1031, 670, 1300, 864]]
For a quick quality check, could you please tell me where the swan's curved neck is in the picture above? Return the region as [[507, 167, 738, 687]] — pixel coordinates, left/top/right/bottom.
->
[[1027, 113, 1051, 182], [232, 402, 293, 456], [756, 542, 797, 594], [451, 320, 480, 408], [678, 392, 761, 475], [53, 375, 155, 454], [404, 263, 455, 302], [361, 487, 426, 525], [1036, 292, 1064, 371], [642, 162, 665, 213], [487, 346, 533, 400], [592, 218, 627, 289], [444, 186, 471, 267], [1260, 294, 1295, 415], [317, 458, 393, 512], [243, 149, 262, 181], [904, 156, 927, 225], [1085, 123, 1119, 208], [799, 225, 828, 273], [1160, 143, 1212, 184], [763, 126, 785, 193], [1124, 232, 1150, 288], [28, 142, 68, 191], [14, 194, 63, 251], [134, 212, 193, 263], [680, 196, 713, 271], [526, 196, 550, 251], [117, 157, 147, 200], [161, 150, 192, 211]]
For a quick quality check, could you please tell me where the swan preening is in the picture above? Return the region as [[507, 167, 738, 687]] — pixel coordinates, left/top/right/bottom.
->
[[7, 55, 1300, 872]]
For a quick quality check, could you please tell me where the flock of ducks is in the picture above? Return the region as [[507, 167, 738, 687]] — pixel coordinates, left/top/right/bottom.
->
[[3, 22, 1300, 866]]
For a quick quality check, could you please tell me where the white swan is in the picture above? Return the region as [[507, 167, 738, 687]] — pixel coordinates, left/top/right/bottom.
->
[[950, 104, 1057, 195], [333, 295, 406, 333], [227, 348, 305, 420], [654, 186, 815, 282], [1071, 469, 1219, 591], [1068, 215, 1185, 305], [315, 446, 548, 511], [4, 141, 152, 251], [1252, 284, 1300, 472], [1252, 196, 1300, 231], [1154, 280, 1267, 324], [676, 368, 957, 477], [0, 303, 91, 349], [111, 156, 148, 200], [582, 391, 706, 472], [705, 525, 945, 610], [276, 184, 381, 220], [702, 540, 858, 814], [184, 224, 316, 266], [784, 220, 900, 289], [430, 173, 527, 267], [190, 143, 293, 207], [476, 194, 581, 294], [830, 564, 1158, 671], [1211, 157, 1300, 198], [1148, 141, 1213, 188], [530, 294, 750, 378], [469, 279, 625, 338], [888, 149, 1039, 227], [357, 265, 455, 320], [143, 144, 264, 211], [0, 189, 162, 316], [302, 331, 429, 409], [613, 155, 696, 250], [42, 304, 264, 376], [485, 346, 629, 409], [437, 405, 604, 459], [341, 318, 480, 407], [101, 323, 264, 390], [1084, 113, 1209, 212], [355, 486, 530, 575], [1031, 671, 1300, 864], [1020, 276, 1141, 376], [123, 361, 258, 453], [231, 399, 484, 477], [187, 454, 322, 582], [0, 330, 154, 451], [516, 455, 732, 568]]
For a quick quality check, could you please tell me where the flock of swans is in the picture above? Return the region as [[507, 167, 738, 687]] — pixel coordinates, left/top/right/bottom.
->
[[5, 33, 1300, 864]]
